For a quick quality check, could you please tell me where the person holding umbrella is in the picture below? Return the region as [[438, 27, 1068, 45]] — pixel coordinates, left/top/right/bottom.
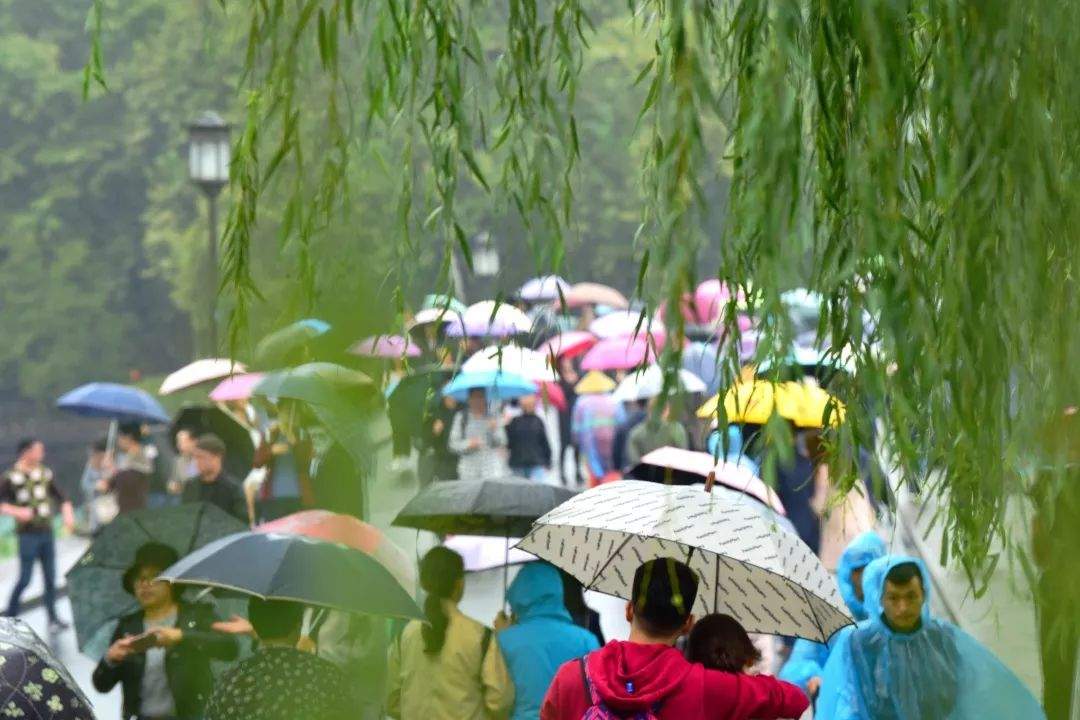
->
[[92, 542, 239, 720], [1, 438, 74, 630], [449, 388, 509, 481], [386, 546, 514, 720], [180, 434, 246, 522]]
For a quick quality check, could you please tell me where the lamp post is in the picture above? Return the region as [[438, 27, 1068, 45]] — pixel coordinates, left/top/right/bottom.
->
[[187, 111, 231, 353]]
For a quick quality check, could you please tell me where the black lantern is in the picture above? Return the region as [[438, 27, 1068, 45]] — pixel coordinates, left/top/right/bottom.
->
[[187, 111, 231, 352]]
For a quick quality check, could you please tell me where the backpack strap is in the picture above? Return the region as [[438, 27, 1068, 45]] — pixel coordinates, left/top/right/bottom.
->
[[579, 654, 600, 705]]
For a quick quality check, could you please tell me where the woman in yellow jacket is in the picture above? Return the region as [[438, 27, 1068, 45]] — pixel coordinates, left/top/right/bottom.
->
[[387, 547, 514, 720]]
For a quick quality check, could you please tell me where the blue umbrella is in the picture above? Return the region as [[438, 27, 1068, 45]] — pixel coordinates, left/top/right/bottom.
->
[[442, 370, 537, 403], [57, 382, 170, 424], [682, 342, 723, 395]]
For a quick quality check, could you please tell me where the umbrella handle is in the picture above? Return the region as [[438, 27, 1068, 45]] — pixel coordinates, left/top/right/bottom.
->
[[705, 469, 716, 493]]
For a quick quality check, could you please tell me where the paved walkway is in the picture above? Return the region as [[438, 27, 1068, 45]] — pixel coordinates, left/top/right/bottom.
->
[[0, 531, 90, 615]]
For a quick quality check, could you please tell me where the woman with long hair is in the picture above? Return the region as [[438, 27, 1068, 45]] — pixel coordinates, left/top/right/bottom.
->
[[386, 547, 514, 719]]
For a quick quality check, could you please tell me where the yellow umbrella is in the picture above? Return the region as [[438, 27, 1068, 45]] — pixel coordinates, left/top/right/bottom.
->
[[695, 380, 802, 423], [789, 382, 846, 428], [575, 370, 617, 395]]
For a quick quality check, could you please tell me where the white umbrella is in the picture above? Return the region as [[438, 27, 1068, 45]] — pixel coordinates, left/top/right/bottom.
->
[[443, 535, 537, 572], [462, 344, 559, 383], [517, 479, 852, 642], [611, 365, 707, 403], [588, 310, 663, 340], [446, 301, 533, 337], [518, 275, 570, 302], [159, 358, 247, 396]]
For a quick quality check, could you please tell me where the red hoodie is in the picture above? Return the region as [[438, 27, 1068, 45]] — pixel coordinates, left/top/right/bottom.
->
[[540, 641, 808, 720]]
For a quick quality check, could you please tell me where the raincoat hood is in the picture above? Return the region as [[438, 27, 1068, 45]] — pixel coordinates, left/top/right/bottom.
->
[[507, 562, 571, 622], [586, 641, 694, 713], [862, 554, 933, 631], [837, 532, 887, 621]]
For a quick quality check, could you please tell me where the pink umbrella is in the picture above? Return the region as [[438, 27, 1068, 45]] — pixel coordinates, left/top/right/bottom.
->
[[538, 331, 598, 360], [348, 335, 422, 359], [560, 282, 629, 310], [694, 279, 732, 324], [518, 275, 570, 302], [630, 446, 785, 514], [588, 311, 665, 340], [580, 335, 659, 371], [208, 372, 266, 402]]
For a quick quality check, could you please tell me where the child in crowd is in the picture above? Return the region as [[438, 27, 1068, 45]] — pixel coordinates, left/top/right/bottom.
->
[[685, 613, 762, 674]]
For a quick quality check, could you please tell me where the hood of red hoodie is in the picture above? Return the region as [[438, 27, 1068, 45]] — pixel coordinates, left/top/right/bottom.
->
[[586, 641, 694, 712]]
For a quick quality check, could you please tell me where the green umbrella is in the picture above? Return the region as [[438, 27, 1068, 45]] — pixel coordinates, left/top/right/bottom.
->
[[66, 502, 247, 657], [252, 362, 373, 407], [253, 318, 331, 368], [422, 294, 467, 314]]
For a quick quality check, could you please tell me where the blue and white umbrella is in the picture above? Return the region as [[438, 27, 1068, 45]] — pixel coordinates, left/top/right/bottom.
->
[[442, 370, 537, 403], [57, 382, 170, 424]]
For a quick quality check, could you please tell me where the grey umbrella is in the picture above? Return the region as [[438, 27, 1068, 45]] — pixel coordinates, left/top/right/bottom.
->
[[0, 617, 95, 719]]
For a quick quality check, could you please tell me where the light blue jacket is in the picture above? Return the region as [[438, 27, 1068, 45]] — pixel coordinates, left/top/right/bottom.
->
[[496, 562, 600, 720]]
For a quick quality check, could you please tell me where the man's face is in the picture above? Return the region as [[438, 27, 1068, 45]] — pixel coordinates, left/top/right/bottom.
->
[[882, 576, 925, 632], [468, 389, 487, 414], [21, 441, 45, 466], [850, 566, 866, 603], [133, 565, 173, 609], [193, 448, 222, 478], [176, 430, 196, 455], [519, 394, 537, 413]]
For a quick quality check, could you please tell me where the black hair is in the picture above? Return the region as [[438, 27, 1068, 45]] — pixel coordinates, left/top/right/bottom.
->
[[15, 438, 39, 457], [122, 542, 181, 599], [884, 561, 923, 590], [248, 597, 304, 641], [118, 422, 143, 441], [631, 557, 699, 636], [685, 613, 761, 673], [560, 568, 589, 617], [419, 547, 465, 654], [195, 433, 227, 457]]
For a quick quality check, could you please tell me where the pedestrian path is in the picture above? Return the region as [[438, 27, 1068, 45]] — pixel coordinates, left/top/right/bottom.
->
[[0, 532, 89, 614]]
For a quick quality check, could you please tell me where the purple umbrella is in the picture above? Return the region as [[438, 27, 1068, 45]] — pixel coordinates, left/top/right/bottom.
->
[[518, 275, 570, 302], [209, 372, 267, 402], [349, 335, 422, 359], [579, 335, 659, 371], [445, 301, 532, 338]]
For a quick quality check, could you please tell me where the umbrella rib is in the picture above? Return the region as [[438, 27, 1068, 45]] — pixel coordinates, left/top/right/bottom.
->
[[130, 515, 157, 544], [587, 533, 634, 590], [185, 502, 206, 554], [799, 583, 828, 641]]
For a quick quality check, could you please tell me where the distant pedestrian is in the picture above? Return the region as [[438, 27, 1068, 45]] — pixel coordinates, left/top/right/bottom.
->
[[507, 394, 552, 482], [167, 428, 198, 499], [181, 434, 246, 522], [612, 399, 647, 471], [97, 424, 151, 515], [423, 395, 460, 482], [206, 598, 356, 720], [79, 438, 109, 533], [386, 547, 514, 720], [624, 399, 689, 469], [448, 389, 509, 481], [0, 438, 75, 630]]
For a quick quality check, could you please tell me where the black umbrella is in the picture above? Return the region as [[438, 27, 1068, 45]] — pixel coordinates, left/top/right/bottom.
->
[[159, 531, 424, 620], [392, 478, 577, 537], [1, 617, 96, 719], [66, 503, 247, 657], [170, 405, 256, 480], [387, 366, 456, 448]]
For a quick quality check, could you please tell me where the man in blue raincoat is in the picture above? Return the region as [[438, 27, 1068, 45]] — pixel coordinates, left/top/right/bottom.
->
[[779, 531, 886, 698], [817, 555, 1045, 720], [496, 562, 601, 720]]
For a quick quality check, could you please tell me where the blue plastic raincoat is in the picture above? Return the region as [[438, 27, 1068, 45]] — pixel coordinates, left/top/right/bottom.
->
[[779, 531, 886, 693], [817, 555, 1045, 720], [496, 562, 600, 720]]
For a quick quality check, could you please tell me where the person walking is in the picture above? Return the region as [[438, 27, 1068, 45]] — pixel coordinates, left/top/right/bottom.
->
[[506, 394, 552, 482], [97, 424, 152, 515], [612, 399, 647, 471], [540, 557, 808, 720], [180, 434, 246, 522], [448, 389, 509, 481], [93, 542, 239, 720], [624, 399, 690, 469], [495, 562, 599, 720], [0, 438, 74, 630], [386, 547, 514, 720], [422, 395, 460, 482], [205, 598, 356, 720], [166, 428, 198, 501]]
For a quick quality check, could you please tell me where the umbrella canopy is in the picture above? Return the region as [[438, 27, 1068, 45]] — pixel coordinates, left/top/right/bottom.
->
[[538, 381, 567, 412], [446, 301, 533, 338], [387, 366, 457, 446], [462, 344, 558, 383], [253, 318, 331, 367], [694, 279, 733, 324], [409, 306, 463, 328], [422, 293, 468, 314], [561, 282, 629, 310], [1, 617, 95, 719], [574, 370, 617, 396], [208, 372, 267, 402], [443, 535, 536, 572], [695, 380, 802, 423], [756, 345, 855, 381], [170, 405, 256, 480], [161, 531, 423, 619], [787, 382, 846, 429], [348, 334, 422, 359], [393, 478, 577, 537], [517, 480, 852, 642], [627, 446, 785, 514], [682, 342, 723, 395], [537, 331, 598, 360], [66, 502, 246, 656], [258, 510, 416, 595], [580, 336, 658, 372], [253, 362, 373, 407], [612, 365, 707, 403], [442, 370, 537, 403], [159, 358, 247, 396], [57, 382, 170, 424], [518, 275, 570, 302], [588, 311, 663, 340]]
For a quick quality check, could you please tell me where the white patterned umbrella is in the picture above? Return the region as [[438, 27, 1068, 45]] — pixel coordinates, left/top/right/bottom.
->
[[516, 479, 852, 642]]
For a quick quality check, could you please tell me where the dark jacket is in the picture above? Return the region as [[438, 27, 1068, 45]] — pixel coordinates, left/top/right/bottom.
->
[[181, 472, 246, 522], [506, 413, 552, 469], [92, 601, 239, 720]]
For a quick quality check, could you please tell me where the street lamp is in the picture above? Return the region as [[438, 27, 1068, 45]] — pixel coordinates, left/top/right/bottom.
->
[[472, 231, 500, 277], [187, 110, 231, 352]]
